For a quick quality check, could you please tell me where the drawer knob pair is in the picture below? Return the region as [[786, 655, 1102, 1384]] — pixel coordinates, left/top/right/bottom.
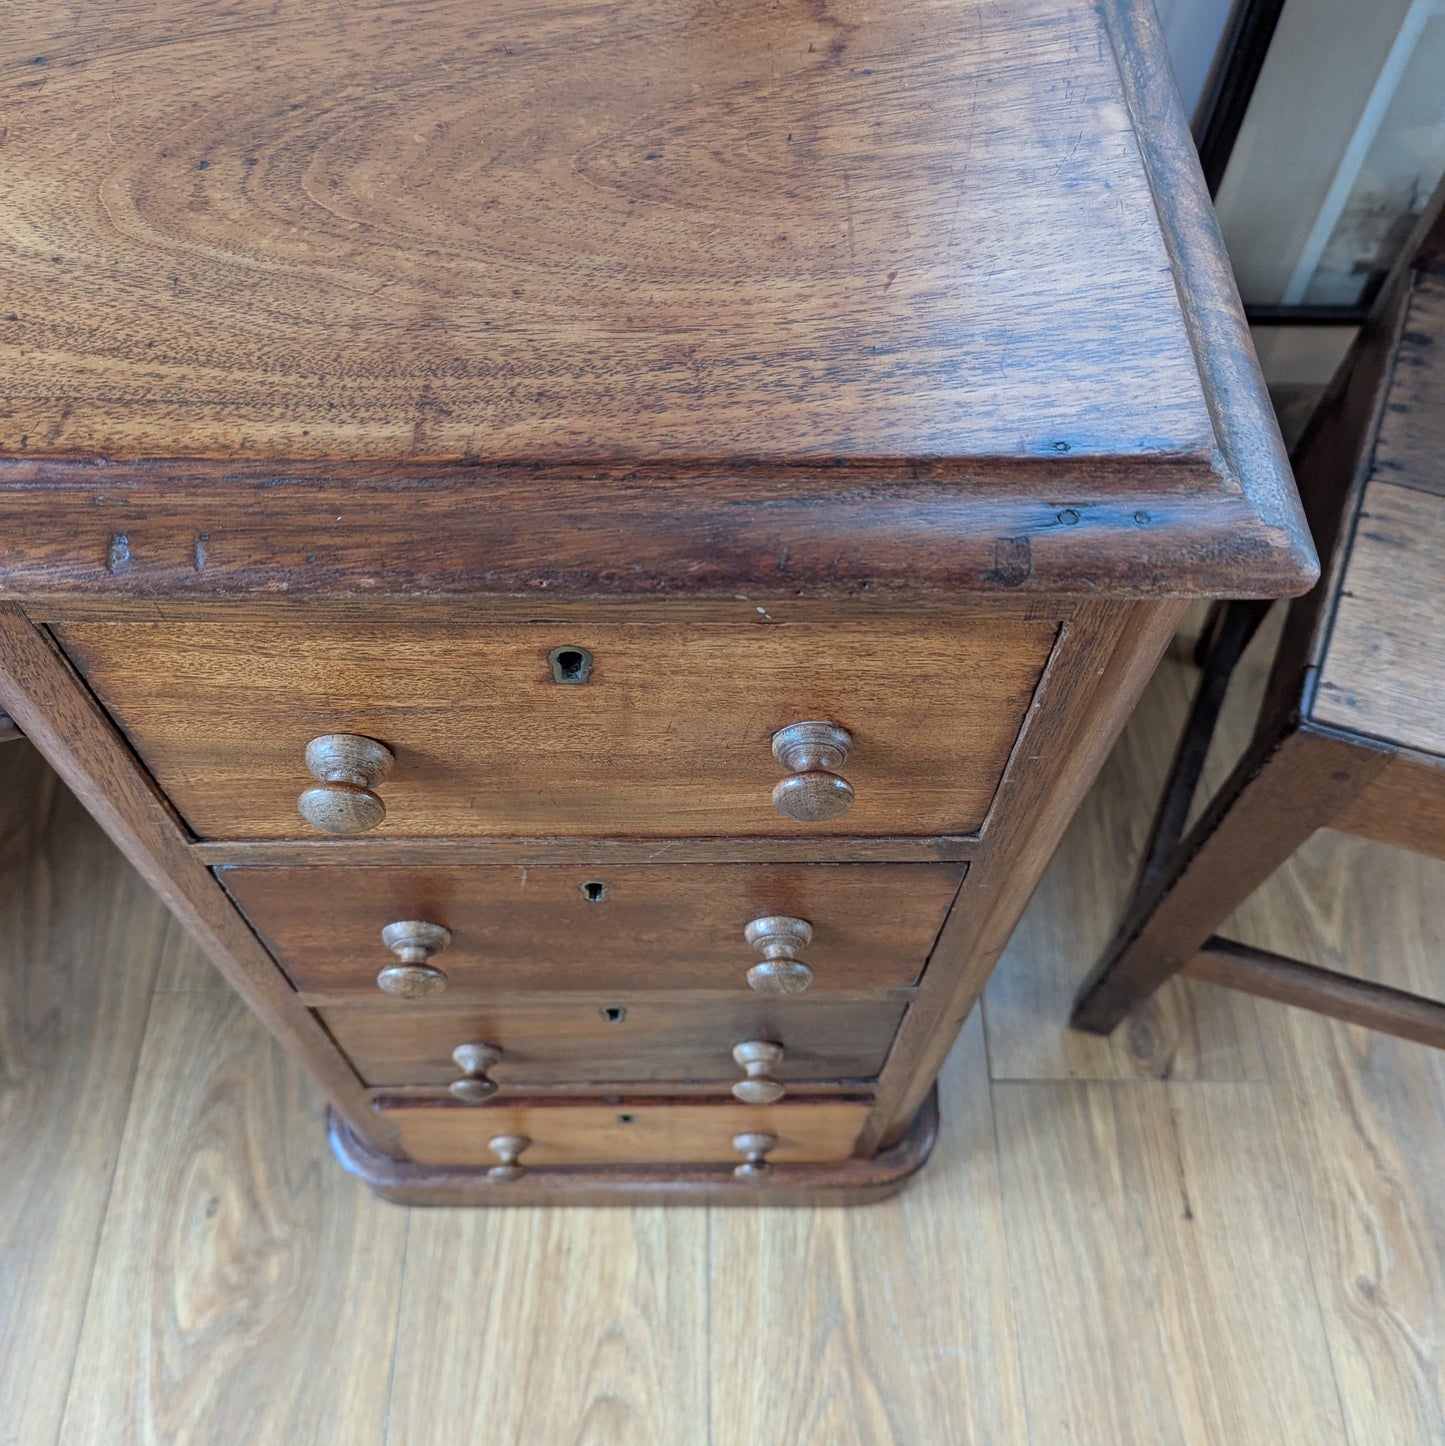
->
[[295, 721, 856, 835], [375, 914, 815, 997]]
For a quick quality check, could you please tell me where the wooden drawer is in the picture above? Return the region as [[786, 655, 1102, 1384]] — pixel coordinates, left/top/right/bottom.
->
[[53, 619, 1057, 839], [220, 861, 965, 996], [377, 1097, 872, 1167], [321, 993, 907, 1088]]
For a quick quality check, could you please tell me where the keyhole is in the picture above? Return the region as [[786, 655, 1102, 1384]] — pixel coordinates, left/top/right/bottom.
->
[[581, 880, 608, 903], [548, 645, 593, 684], [617, 1113, 637, 1124], [600, 1005, 627, 1023]]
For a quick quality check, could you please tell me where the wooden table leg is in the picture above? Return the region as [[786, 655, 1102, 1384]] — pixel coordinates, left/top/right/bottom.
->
[[1070, 724, 1391, 1035]]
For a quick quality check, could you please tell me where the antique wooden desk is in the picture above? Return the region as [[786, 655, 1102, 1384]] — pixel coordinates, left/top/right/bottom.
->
[[0, 0, 1314, 1204]]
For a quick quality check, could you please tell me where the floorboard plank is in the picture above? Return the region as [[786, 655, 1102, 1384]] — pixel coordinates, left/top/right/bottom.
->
[[60, 991, 407, 1446], [707, 1012, 1029, 1446], [1225, 829, 1445, 1445], [387, 1198, 710, 1445], [995, 1079, 1347, 1446], [0, 742, 168, 1446]]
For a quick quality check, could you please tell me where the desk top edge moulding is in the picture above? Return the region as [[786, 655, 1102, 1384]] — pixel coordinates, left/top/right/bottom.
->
[[0, 0, 1313, 605], [0, 0, 1317, 1206]]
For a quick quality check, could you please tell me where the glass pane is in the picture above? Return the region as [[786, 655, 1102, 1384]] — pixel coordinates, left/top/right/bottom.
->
[[1215, 0, 1445, 308]]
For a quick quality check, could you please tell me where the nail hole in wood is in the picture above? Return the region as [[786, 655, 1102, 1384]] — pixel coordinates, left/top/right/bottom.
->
[[548, 645, 593, 684]]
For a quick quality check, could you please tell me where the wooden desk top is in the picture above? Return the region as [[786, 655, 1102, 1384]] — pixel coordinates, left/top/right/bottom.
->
[[0, 0, 1315, 602]]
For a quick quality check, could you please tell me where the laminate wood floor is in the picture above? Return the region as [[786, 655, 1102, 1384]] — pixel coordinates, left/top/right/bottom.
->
[[3, 616, 1443, 1445]]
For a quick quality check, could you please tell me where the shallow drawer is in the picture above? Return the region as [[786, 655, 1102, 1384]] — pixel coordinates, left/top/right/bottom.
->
[[221, 861, 965, 996], [322, 993, 908, 1089], [377, 1096, 872, 1167], [53, 619, 1057, 839]]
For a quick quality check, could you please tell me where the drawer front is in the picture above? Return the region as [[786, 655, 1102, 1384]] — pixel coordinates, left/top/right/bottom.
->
[[322, 994, 907, 1088], [221, 861, 965, 996], [54, 619, 1057, 839], [378, 1097, 872, 1167]]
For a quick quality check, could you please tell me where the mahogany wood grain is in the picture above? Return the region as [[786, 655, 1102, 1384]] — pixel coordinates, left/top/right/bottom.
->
[[219, 861, 965, 995], [0, 459, 1315, 606], [0, 0, 1319, 1204], [3, 0, 1220, 471], [319, 991, 908, 1088], [369, 1096, 873, 1169], [0, 0, 1312, 611], [53, 618, 1057, 839], [195, 834, 978, 866], [30, 594, 1078, 626], [1313, 480, 1445, 759], [333, 1092, 933, 1205]]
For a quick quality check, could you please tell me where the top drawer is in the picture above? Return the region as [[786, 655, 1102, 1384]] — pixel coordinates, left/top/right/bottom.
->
[[53, 619, 1057, 840]]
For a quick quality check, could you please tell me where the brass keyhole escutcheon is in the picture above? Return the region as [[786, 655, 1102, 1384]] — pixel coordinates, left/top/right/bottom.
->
[[548, 645, 593, 684]]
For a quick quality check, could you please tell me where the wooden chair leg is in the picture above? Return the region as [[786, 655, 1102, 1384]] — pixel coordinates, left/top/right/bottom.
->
[[1136, 598, 1272, 894], [1070, 724, 1391, 1036]]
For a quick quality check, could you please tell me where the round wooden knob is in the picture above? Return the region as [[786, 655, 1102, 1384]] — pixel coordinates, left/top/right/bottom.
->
[[744, 915, 814, 994], [732, 1040, 785, 1104], [771, 721, 854, 822], [377, 920, 451, 998], [488, 1134, 530, 1182], [450, 1042, 502, 1102], [733, 1131, 778, 1178], [297, 734, 394, 835]]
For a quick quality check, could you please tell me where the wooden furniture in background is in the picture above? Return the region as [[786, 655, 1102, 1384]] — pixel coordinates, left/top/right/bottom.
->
[[0, 0, 1314, 1204], [1073, 179, 1445, 1044]]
